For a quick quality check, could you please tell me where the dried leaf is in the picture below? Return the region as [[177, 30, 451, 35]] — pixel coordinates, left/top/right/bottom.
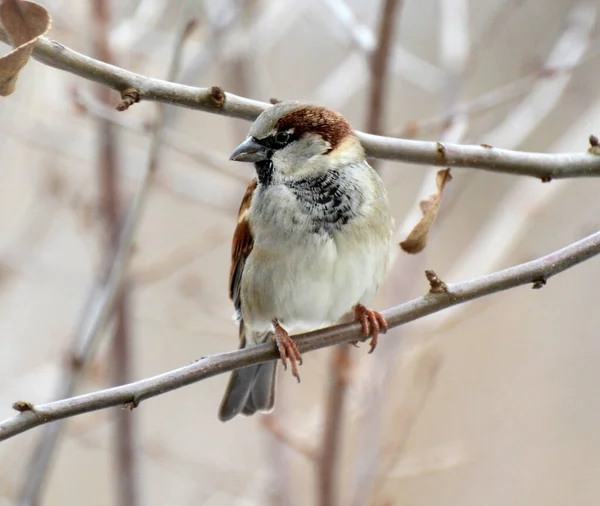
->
[[400, 169, 452, 254], [0, 0, 51, 96]]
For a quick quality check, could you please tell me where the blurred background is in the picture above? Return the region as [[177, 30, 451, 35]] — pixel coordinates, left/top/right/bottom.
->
[[1, 0, 600, 505]]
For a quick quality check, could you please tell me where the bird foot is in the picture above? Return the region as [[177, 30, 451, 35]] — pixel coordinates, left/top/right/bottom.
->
[[272, 320, 302, 382], [354, 304, 388, 353]]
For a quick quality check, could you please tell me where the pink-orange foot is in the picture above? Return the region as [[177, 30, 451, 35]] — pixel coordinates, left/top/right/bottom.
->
[[272, 320, 302, 382], [354, 304, 388, 353]]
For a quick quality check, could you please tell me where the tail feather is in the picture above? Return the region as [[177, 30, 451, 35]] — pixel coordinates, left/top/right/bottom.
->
[[245, 360, 277, 415], [218, 326, 277, 422], [218, 365, 260, 421]]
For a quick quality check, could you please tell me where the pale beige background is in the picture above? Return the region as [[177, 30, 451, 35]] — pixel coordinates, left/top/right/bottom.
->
[[1, 0, 600, 505]]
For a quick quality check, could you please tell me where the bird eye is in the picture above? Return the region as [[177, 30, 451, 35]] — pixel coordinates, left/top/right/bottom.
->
[[274, 131, 291, 145]]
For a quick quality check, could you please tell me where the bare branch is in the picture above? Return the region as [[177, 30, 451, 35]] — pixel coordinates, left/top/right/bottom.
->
[[2, 229, 600, 441], [1, 29, 600, 179]]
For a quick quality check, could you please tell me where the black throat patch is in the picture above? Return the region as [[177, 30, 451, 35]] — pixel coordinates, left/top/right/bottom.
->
[[255, 160, 274, 186], [286, 170, 360, 235]]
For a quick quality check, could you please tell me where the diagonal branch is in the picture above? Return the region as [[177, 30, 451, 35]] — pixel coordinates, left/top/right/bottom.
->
[[1, 28, 600, 179], [2, 229, 600, 442]]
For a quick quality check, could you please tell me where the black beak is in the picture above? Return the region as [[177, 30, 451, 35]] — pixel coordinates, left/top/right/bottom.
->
[[229, 137, 269, 162]]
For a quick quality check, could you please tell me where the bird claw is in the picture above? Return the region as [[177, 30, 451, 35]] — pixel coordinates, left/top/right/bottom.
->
[[354, 305, 388, 353], [272, 321, 302, 382]]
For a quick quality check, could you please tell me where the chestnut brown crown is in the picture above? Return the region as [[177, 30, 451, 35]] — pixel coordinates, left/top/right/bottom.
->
[[274, 104, 353, 153]]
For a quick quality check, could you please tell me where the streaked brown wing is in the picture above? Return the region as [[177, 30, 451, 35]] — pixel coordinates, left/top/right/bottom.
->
[[229, 179, 257, 317]]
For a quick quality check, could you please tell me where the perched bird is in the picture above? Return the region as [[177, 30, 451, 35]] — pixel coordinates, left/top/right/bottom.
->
[[218, 101, 394, 421]]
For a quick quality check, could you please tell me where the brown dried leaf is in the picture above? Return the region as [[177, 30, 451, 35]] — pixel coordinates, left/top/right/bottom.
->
[[0, 0, 50, 96], [400, 169, 452, 254]]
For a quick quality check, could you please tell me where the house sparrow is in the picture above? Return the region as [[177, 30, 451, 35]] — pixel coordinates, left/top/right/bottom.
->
[[218, 102, 394, 421]]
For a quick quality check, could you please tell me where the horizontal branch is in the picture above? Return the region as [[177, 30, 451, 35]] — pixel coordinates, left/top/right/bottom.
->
[[1, 230, 600, 441], [1, 29, 600, 179]]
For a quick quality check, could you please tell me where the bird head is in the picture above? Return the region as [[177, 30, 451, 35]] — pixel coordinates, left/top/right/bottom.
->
[[230, 102, 365, 185]]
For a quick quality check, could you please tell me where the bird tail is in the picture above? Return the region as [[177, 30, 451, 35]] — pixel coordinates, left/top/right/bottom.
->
[[218, 324, 277, 422]]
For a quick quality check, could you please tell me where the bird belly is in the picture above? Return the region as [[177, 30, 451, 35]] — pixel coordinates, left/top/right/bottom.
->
[[241, 232, 388, 334]]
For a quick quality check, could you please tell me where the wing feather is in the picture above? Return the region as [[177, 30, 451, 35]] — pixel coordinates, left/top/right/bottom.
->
[[229, 179, 257, 318]]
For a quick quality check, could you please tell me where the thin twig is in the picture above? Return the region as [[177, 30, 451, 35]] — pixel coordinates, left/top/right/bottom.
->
[[1, 29, 600, 178], [2, 229, 600, 441]]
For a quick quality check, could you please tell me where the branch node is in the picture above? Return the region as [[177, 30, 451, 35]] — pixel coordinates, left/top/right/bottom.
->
[[589, 134, 600, 155], [123, 397, 139, 410], [269, 97, 281, 104], [124, 394, 141, 410], [425, 270, 448, 294], [208, 86, 226, 108], [116, 88, 140, 111], [435, 142, 447, 164], [540, 175, 553, 183], [531, 277, 547, 289], [12, 401, 35, 413], [480, 143, 493, 149]]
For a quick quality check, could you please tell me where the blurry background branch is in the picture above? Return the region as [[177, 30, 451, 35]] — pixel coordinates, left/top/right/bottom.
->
[[1, 27, 600, 179], [366, 0, 403, 136], [2, 228, 600, 442], [91, 3, 138, 506], [13, 10, 196, 506]]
